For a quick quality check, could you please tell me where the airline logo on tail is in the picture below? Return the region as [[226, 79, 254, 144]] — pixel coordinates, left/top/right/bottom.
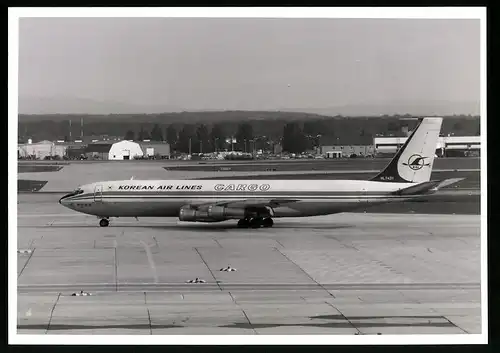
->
[[402, 154, 431, 171]]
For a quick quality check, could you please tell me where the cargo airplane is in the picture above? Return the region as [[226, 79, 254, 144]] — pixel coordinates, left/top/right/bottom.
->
[[59, 117, 462, 228]]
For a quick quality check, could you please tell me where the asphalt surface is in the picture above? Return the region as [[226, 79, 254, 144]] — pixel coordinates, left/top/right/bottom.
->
[[17, 203, 482, 336], [18, 165, 64, 173], [164, 157, 480, 172]]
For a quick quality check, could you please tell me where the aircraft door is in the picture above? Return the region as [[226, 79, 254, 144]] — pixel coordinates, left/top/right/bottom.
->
[[94, 185, 103, 202]]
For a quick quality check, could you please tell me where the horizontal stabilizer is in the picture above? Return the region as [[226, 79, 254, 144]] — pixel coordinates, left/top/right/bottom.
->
[[434, 178, 465, 189], [393, 178, 465, 196]]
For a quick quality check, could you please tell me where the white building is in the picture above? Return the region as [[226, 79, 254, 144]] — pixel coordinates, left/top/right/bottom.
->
[[108, 140, 144, 160], [18, 140, 67, 159]]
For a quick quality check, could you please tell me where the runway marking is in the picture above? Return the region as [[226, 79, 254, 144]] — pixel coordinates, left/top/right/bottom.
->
[[275, 240, 285, 248], [140, 241, 159, 284], [326, 302, 362, 335], [146, 308, 153, 335], [212, 238, 223, 248], [241, 309, 258, 335], [194, 247, 221, 290], [273, 247, 335, 299], [442, 316, 469, 334], [18, 248, 36, 279], [46, 293, 61, 334]]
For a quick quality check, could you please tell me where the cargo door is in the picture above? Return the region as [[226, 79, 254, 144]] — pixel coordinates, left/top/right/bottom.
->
[[94, 184, 103, 202]]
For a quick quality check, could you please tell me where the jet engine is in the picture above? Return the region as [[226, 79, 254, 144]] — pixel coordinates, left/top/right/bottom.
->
[[178, 205, 246, 222]]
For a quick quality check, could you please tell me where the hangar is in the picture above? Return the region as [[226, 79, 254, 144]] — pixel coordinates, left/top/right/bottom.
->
[[139, 141, 171, 159], [109, 140, 144, 160]]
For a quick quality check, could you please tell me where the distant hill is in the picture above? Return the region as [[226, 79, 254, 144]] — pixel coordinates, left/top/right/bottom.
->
[[18, 110, 332, 124], [284, 101, 480, 117], [19, 96, 480, 117]]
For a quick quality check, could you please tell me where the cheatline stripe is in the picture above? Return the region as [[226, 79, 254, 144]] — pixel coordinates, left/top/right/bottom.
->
[[70, 192, 400, 199], [68, 191, 398, 199], [70, 195, 408, 202]]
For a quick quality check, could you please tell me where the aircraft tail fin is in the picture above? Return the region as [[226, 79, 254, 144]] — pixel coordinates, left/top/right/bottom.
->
[[371, 117, 443, 183]]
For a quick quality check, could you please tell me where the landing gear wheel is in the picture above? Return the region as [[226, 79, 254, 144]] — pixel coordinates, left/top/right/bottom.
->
[[99, 219, 109, 227], [250, 217, 263, 228], [262, 217, 274, 228], [237, 219, 250, 228]]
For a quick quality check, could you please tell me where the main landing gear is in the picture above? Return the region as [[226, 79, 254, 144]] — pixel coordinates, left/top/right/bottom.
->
[[237, 217, 274, 228], [99, 218, 109, 227]]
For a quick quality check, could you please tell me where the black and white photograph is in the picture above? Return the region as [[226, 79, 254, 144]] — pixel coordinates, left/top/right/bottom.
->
[[9, 7, 487, 345]]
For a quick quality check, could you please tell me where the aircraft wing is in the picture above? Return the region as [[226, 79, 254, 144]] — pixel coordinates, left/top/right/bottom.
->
[[191, 198, 299, 210]]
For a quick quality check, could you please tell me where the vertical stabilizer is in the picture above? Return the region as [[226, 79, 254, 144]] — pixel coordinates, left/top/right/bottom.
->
[[371, 117, 443, 183]]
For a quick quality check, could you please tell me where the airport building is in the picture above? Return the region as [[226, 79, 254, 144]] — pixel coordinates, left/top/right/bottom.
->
[[318, 145, 375, 158], [18, 140, 66, 159], [139, 141, 171, 159], [374, 135, 481, 157], [108, 140, 144, 160], [85, 142, 113, 160]]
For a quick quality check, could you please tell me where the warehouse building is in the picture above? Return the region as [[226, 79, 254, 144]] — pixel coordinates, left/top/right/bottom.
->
[[85, 142, 113, 160], [318, 145, 375, 158], [108, 140, 144, 160], [18, 140, 67, 159], [139, 141, 171, 159]]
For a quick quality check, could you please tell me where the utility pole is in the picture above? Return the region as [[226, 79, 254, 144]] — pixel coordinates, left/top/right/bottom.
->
[[199, 140, 202, 154], [80, 118, 84, 138], [69, 120, 72, 141], [189, 138, 192, 155], [231, 137, 234, 152]]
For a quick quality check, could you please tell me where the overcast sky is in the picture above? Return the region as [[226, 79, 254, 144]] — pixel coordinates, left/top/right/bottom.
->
[[18, 18, 480, 112]]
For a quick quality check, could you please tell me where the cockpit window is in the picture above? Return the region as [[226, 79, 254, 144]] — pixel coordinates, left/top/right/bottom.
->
[[71, 188, 84, 196], [60, 188, 84, 200]]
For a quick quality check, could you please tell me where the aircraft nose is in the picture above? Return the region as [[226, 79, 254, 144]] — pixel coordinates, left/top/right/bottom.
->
[[59, 194, 70, 206]]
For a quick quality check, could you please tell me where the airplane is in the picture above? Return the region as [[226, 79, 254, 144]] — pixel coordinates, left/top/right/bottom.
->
[[59, 117, 462, 228]]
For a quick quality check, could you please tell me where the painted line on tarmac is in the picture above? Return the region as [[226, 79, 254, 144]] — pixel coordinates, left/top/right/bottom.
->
[[139, 240, 159, 284], [18, 282, 480, 293]]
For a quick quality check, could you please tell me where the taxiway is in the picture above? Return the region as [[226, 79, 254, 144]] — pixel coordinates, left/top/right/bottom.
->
[[17, 195, 481, 335]]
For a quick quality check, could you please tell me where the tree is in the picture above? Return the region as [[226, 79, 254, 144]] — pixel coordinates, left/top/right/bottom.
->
[[235, 122, 253, 152], [282, 122, 307, 154], [195, 124, 210, 153], [166, 125, 177, 145], [176, 124, 195, 153], [210, 123, 226, 152], [138, 126, 149, 141], [150, 124, 163, 141], [387, 121, 399, 133], [453, 122, 463, 131], [124, 130, 135, 141]]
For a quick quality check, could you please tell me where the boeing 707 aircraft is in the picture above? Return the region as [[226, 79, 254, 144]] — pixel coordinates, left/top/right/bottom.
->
[[59, 117, 462, 228]]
